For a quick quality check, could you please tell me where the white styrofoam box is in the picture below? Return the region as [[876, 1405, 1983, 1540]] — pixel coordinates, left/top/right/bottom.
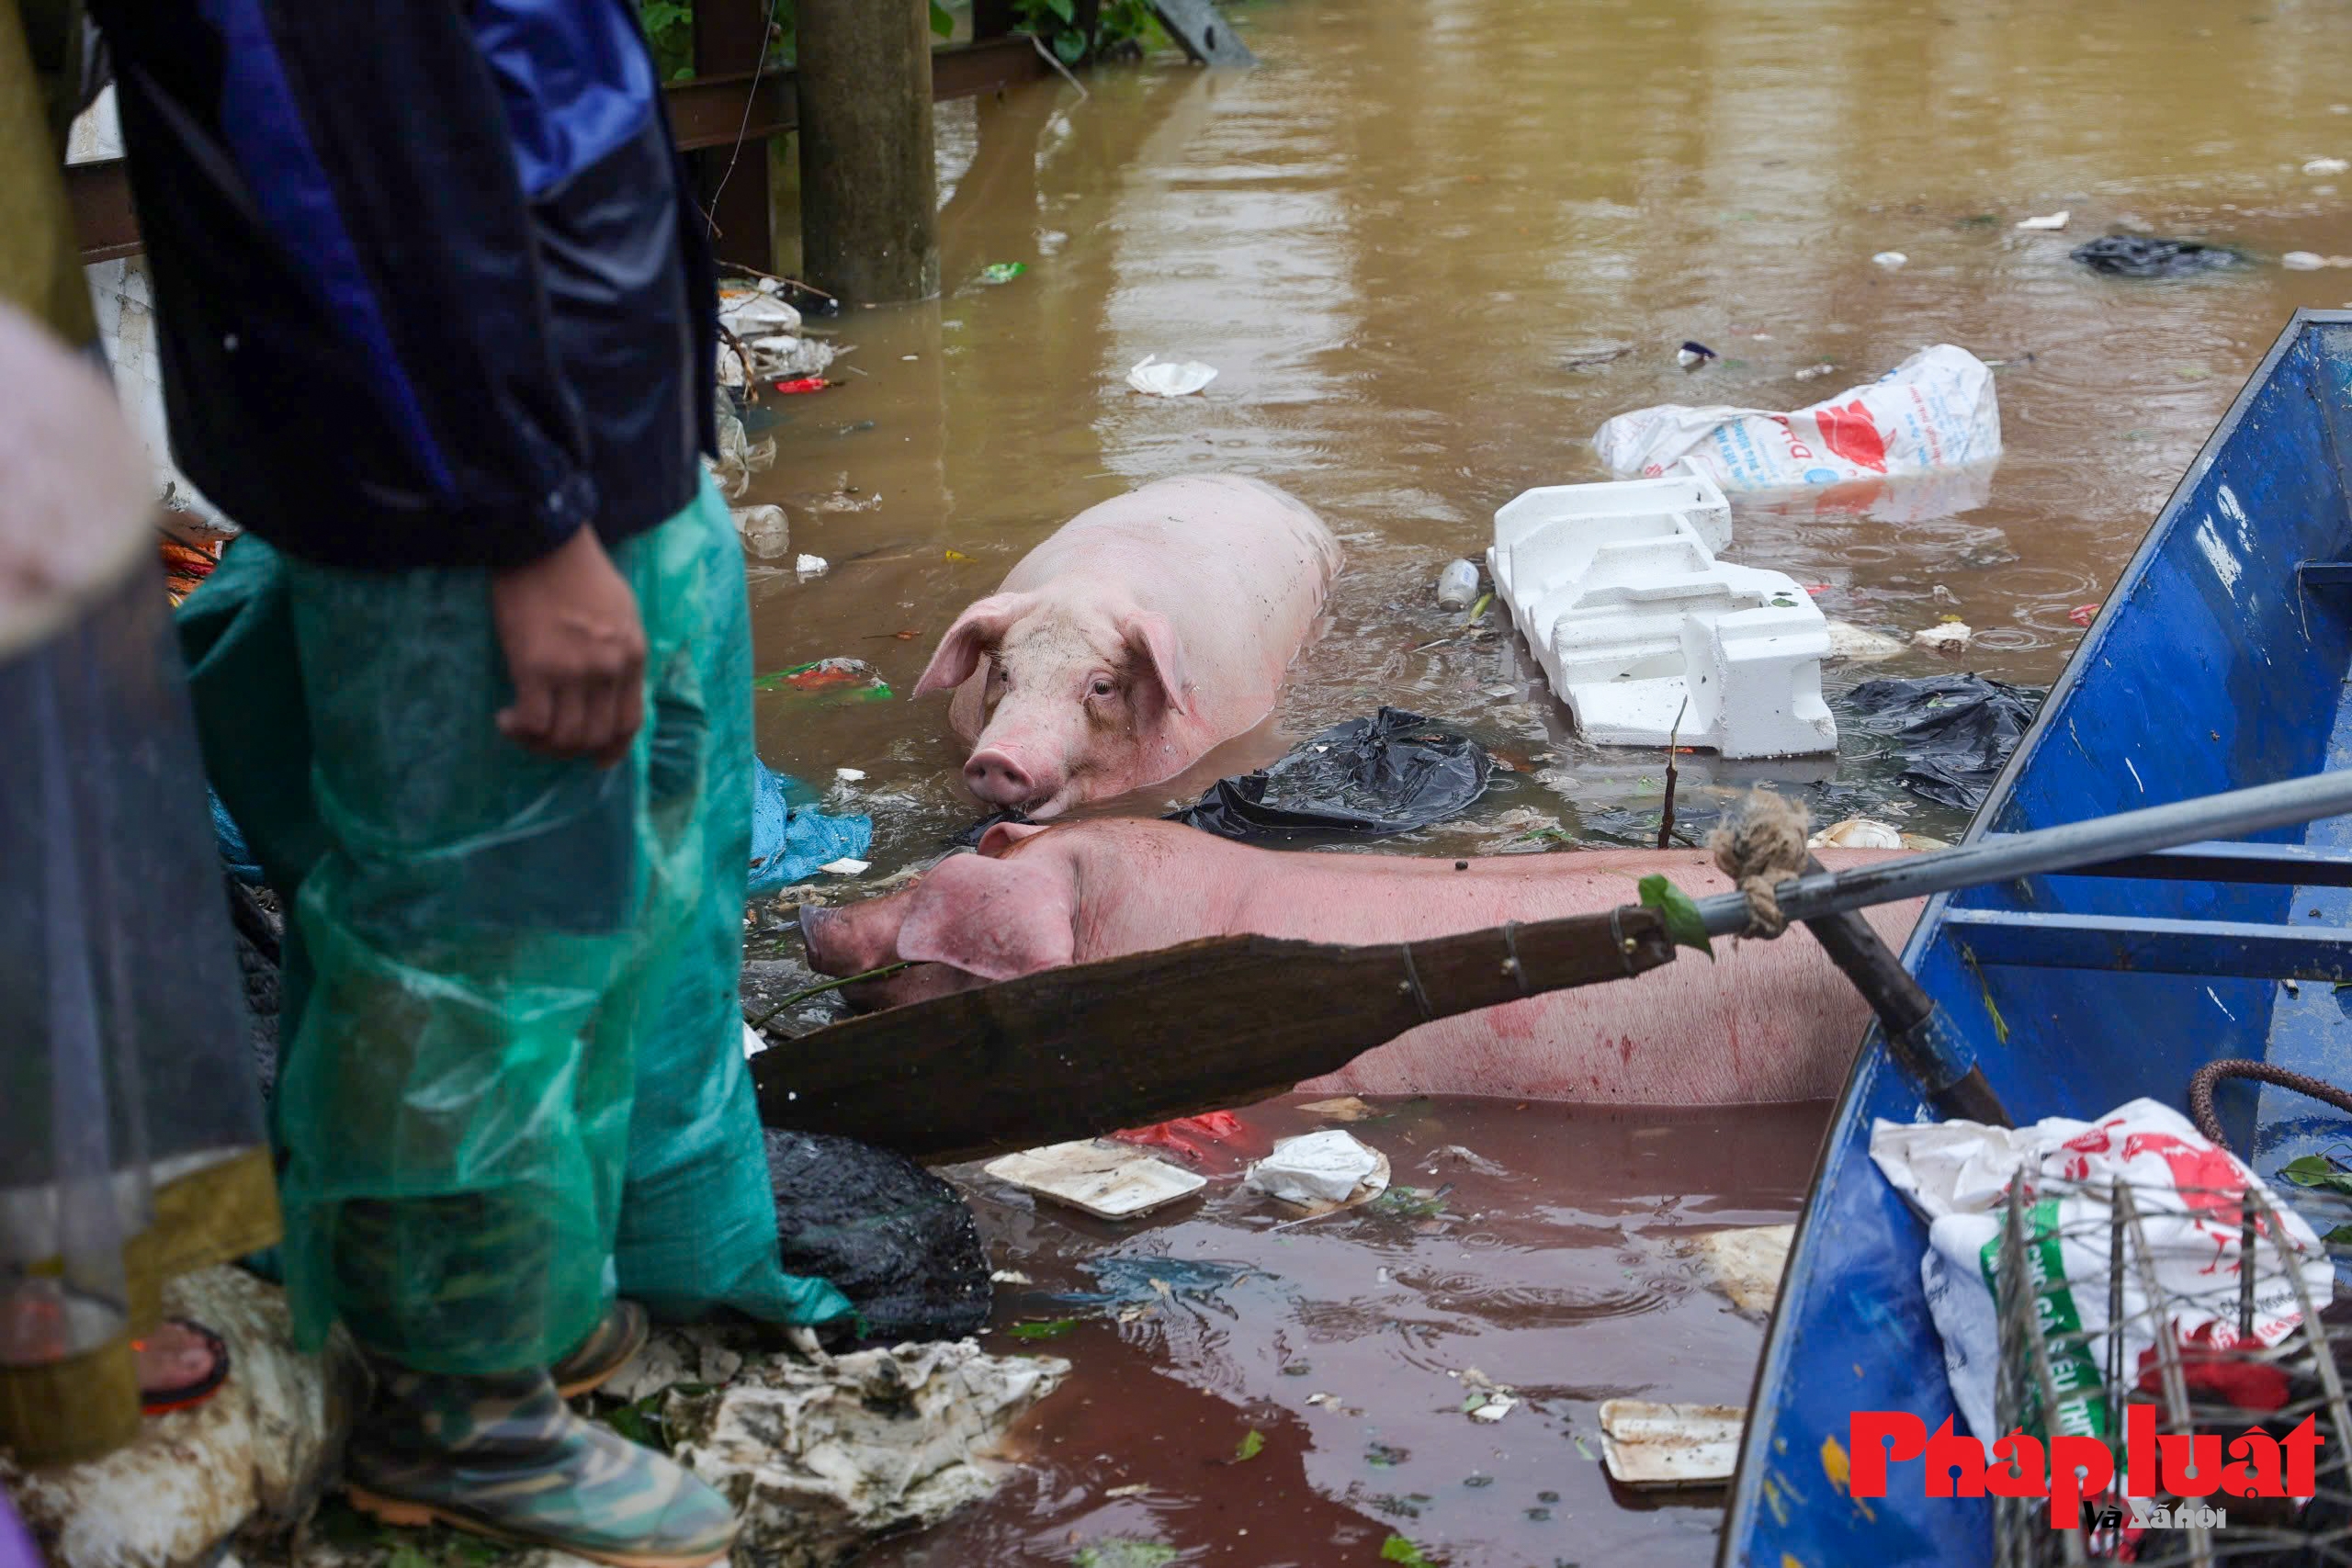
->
[[1488, 471, 1835, 760], [1489, 457, 1731, 607]]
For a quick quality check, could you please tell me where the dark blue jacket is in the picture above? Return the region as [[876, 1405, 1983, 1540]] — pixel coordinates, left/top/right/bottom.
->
[[89, 0, 718, 571]]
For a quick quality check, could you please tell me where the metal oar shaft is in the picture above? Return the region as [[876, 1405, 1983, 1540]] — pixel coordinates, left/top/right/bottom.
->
[[1695, 767, 2352, 938]]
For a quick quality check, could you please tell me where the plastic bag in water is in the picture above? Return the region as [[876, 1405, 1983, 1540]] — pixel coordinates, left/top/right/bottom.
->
[[748, 761, 872, 898], [1593, 344, 2001, 491], [2069, 235, 2245, 277], [1845, 672, 2042, 811], [1167, 707, 1492, 840]]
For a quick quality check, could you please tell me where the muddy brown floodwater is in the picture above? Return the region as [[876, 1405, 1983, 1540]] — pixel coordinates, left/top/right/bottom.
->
[[876, 1095, 1823, 1568], [746, 0, 2352, 1559]]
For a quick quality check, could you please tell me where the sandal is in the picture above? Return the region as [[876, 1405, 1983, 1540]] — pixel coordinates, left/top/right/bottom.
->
[[133, 1317, 230, 1416]]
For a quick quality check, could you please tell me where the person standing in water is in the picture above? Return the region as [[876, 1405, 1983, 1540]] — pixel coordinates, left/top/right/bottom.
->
[[86, 2, 848, 1560]]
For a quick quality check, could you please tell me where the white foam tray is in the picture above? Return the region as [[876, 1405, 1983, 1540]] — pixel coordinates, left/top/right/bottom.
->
[[1487, 463, 1835, 760]]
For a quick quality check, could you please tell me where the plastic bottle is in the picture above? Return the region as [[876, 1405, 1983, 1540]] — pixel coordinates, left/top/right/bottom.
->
[[1436, 558, 1480, 608]]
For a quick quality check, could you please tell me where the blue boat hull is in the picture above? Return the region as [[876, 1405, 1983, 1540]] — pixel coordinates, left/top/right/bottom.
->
[[1722, 310, 2352, 1566]]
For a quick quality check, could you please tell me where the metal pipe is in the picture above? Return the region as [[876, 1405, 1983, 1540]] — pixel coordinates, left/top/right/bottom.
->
[[1695, 767, 2352, 938]]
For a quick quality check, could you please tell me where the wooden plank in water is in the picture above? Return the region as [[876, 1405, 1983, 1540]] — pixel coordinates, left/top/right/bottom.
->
[[1151, 0, 1256, 66]]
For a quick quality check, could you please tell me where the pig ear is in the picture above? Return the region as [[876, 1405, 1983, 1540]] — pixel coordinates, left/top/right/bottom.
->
[[978, 820, 1051, 858], [914, 592, 1034, 697], [896, 852, 1077, 981], [1121, 609, 1192, 717]]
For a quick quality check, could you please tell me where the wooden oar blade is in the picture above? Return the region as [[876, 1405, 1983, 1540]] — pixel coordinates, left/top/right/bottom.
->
[[752, 931, 1427, 1164]]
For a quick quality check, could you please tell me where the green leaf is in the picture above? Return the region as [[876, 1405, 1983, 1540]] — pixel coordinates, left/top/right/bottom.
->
[[930, 0, 956, 37], [1073, 1542, 1180, 1568], [1637, 873, 1713, 959], [386, 1549, 438, 1568], [1464, 591, 1492, 629], [2324, 1224, 2352, 1246], [1010, 1317, 1078, 1340], [2280, 1154, 2352, 1196], [979, 261, 1027, 284], [1046, 0, 1076, 20], [1381, 1537, 1440, 1567], [1233, 1427, 1265, 1462], [604, 1397, 666, 1450], [1053, 28, 1086, 62]]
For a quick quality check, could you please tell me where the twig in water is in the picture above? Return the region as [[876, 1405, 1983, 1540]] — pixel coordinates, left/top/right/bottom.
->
[[719, 261, 840, 306], [1657, 696, 1690, 851], [1028, 31, 1091, 98], [747, 961, 914, 1030]]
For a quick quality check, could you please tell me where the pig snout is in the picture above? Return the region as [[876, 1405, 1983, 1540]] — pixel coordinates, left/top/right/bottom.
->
[[962, 748, 1035, 807], [798, 901, 899, 977]]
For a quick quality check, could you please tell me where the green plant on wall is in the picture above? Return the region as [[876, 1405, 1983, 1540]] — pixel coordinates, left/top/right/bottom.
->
[[1013, 0, 1161, 63], [637, 2, 955, 80]]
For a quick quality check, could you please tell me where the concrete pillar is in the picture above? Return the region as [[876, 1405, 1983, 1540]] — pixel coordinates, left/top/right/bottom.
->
[[796, 0, 939, 305]]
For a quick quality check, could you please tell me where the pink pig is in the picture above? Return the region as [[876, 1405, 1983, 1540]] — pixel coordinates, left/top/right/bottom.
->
[[913, 475, 1343, 818], [800, 819, 1926, 1105]]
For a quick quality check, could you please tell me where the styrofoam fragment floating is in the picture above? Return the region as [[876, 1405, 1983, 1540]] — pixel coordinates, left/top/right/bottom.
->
[[1487, 465, 1836, 760]]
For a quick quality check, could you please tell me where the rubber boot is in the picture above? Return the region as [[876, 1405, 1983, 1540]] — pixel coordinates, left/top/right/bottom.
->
[[345, 1363, 737, 1568], [550, 1300, 650, 1399]]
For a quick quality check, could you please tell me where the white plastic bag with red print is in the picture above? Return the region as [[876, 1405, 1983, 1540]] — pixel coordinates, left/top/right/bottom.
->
[[1592, 344, 2002, 492], [1870, 1098, 2332, 1443]]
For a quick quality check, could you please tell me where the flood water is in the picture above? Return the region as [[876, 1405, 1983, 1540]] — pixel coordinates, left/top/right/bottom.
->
[[873, 1094, 1822, 1568], [747, 0, 2352, 870], [741, 0, 2352, 1559]]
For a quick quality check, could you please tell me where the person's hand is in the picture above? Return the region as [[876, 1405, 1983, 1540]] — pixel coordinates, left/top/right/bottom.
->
[[491, 527, 647, 767]]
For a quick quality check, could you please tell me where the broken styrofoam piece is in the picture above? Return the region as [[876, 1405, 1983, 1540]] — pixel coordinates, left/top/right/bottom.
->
[[1126, 355, 1218, 397], [1691, 1224, 1795, 1314], [984, 1140, 1206, 1220], [1914, 621, 1973, 653], [1247, 1130, 1383, 1205], [1598, 1400, 1746, 1489], [1823, 619, 1905, 661], [2015, 210, 2070, 231], [1490, 470, 1835, 760]]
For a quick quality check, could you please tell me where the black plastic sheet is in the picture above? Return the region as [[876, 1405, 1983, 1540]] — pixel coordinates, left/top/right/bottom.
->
[[763, 1129, 992, 1345], [1166, 707, 1492, 840], [1845, 673, 2043, 811], [2070, 235, 2245, 277]]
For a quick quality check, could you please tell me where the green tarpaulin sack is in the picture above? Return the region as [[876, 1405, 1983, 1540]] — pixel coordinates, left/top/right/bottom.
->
[[177, 481, 847, 1371]]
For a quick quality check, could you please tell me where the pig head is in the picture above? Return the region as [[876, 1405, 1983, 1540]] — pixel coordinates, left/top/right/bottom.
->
[[799, 823, 1069, 1006], [912, 590, 1193, 818]]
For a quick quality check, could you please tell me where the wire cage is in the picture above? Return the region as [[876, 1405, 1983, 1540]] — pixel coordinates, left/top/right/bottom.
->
[[1991, 1168, 2352, 1566]]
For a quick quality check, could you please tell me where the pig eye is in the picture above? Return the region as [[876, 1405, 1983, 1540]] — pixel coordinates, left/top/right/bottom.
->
[[1088, 676, 1116, 699]]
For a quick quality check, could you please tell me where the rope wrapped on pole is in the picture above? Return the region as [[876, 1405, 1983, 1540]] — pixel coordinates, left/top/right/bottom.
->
[[1709, 787, 1812, 939]]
